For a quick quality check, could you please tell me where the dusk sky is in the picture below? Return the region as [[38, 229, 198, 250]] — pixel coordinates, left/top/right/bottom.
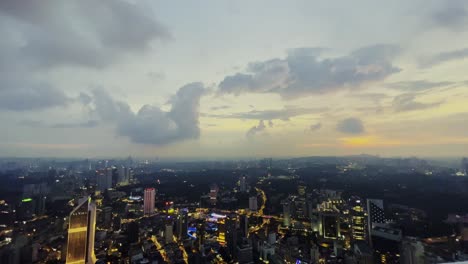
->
[[1, 0, 468, 158]]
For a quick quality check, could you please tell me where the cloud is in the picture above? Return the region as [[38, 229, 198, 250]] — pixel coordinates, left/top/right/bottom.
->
[[90, 82, 206, 145], [430, 1, 468, 31], [219, 44, 401, 99], [336, 118, 365, 134], [419, 48, 468, 68], [18, 119, 99, 128], [205, 107, 328, 121], [0, 0, 170, 69], [386, 80, 454, 91], [210, 105, 231, 111], [0, 81, 71, 111], [147, 71, 165, 81], [309, 123, 322, 131], [392, 93, 443, 112], [246, 120, 267, 138], [0, 0, 170, 112], [50, 120, 99, 128]]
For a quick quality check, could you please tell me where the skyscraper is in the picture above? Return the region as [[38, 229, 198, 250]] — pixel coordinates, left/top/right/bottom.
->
[[349, 197, 368, 242], [144, 188, 155, 215], [176, 211, 188, 240], [249, 196, 258, 212], [240, 176, 247, 193], [165, 223, 174, 244], [96, 168, 112, 192], [282, 200, 291, 227], [367, 199, 385, 246], [367, 199, 385, 225], [66, 197, 96, 264], [209, 184, 219, 205]]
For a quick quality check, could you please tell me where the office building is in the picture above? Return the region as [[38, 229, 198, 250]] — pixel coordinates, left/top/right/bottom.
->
[[249, 196, 258, 212], [165, 223, 174, 244], [96, 168, 112, 192], [117, 166, 129, 185], [240, 214, 249, 238], [237, 238, 253, 264], [297, 184, 306, 197], [240, 176, 247, 193], [66, 197, 96, 264], [143, 188, 155, 215], [367, 199, 385, 225], [350, 197, 368, 242], [210, 184, 219, 205], [176, 211, 188, 240], [282, 200, 291, 227]]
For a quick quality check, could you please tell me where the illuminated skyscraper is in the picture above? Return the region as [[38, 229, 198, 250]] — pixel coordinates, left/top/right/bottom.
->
[[66, 197, 96, 264], [144, 188, 155, 215], [349, 197, 368, 242]]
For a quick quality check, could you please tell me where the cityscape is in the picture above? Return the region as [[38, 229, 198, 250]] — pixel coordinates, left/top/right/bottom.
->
[[1, 0, 468, 263], [1, 156, 468, 263]]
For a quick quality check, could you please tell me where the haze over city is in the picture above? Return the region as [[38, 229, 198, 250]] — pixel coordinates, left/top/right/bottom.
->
[[1, 0, 468, 159]]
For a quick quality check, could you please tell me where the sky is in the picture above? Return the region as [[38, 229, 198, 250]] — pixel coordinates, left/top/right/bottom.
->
[[1, 0, 468, 159]]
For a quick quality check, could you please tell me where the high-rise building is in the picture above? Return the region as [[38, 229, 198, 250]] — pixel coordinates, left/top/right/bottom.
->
[[226, 214, 238, 260], [237, 238, 253, 264], [282, 200, 291, 227], [165, 223, 173, 244], [117, 166, 129, 185], [367, 199, 385, 246], [297, 184, 306, 197], [367, 199, 385, 226], [240, 176, 247, 193], [66, 197, 96, 264], [96, 168, 112, 192], [462, 157, 468, 174], [176, 211, 188, 240], [209, 184, 219, 205], [217, 217, 226, 245], [143, 188, 155, 215], [249, 196, 258, 212], [349, 197, 368, 242], [240, 215, 249, 238]]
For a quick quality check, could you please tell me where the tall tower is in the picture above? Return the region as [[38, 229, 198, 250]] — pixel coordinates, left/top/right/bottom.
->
[[282, 200, 291, 227], [144, 188, 155, 215], [349, 197, 368, 243], [367, 199, 385, 246], [66, 197, 96, 264], [240, 176, 247, 193], [249, 196, 258, 212]]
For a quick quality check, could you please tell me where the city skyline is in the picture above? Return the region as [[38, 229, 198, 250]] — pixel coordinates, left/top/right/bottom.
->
[[1, 0, 468, 158]]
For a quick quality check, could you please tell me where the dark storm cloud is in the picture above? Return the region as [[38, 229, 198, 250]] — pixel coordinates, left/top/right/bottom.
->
[[431, 0, 468, 31], [91, 83, 206, 145], [246, 120, 267, 138], [219, 44, 401, 99], [386, 80, 454, 91], [336, 118, 365, 134], [0, 0, 169, 111], [419, 48, 468, 68], [392, 94, 443, 112], [205, 107, 328, 121]]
